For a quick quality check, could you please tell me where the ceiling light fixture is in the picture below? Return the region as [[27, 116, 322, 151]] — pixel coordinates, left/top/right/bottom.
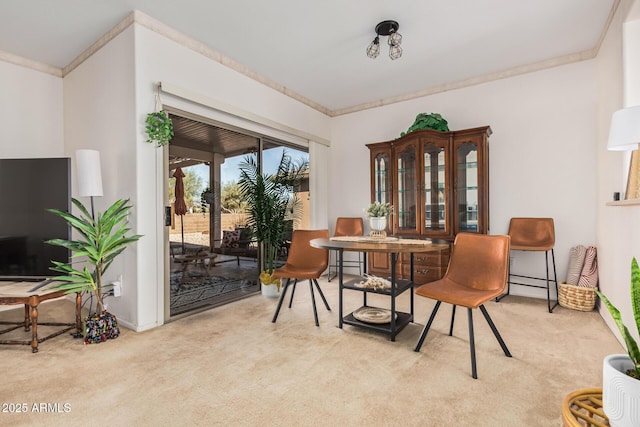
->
[[367, 20, 402, 60]]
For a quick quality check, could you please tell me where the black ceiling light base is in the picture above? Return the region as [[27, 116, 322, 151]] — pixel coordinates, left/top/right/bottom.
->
[[375, 20, 399, 37]]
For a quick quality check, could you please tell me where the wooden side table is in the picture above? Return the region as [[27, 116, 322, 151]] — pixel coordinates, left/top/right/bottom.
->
[[0, 281, 82, 353], [562, 388, 609, 427]]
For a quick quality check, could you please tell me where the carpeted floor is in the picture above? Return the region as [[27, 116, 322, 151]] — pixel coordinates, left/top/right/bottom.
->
[[0, 276, 625, 426]]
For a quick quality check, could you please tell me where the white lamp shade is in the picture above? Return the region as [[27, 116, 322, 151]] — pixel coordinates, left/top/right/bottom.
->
[[76, 149, 103, 197], [608, 105, 640, 151]]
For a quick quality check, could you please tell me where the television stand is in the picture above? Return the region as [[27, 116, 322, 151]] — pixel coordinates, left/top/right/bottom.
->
[[0, 281, 81, 352]]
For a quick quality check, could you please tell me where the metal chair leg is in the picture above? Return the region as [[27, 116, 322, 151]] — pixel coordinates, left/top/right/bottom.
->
[[414, 301, 442, 352], [272, 279, 291, 323], [309, 280, 319, 326], [449, 305, 456, 336], [479, 305, 512, 357], [547, 249, 559, 313], [313, 279, 331, 310], [288, 279, 298, 308], [468, 308, 477, 379]]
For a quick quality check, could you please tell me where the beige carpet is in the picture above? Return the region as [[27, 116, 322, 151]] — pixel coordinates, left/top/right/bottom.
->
[[0, 277, 624, 426]]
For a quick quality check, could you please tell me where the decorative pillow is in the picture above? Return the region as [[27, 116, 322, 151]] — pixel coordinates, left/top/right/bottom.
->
[[578, 246, 598, 288], [221, 230, 241, 248], [566, 245, 587, 286]]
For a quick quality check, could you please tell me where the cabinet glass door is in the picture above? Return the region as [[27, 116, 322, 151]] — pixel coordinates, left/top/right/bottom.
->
[[373, 152, 391, 205], [456, 141, 479, 232], [423, 142, 447, 233], [396, 145, 417, 232]]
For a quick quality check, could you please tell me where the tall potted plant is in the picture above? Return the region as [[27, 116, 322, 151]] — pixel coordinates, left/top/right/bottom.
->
[[238, 151, 307, 296], [596, 258, 640, 427], [47, 198, 142, 343]]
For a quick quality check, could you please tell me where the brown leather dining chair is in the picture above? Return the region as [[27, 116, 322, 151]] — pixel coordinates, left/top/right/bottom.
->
[[271, 229, 330, 326], [327, 217, 364, 282], [414, 233, 512, 379], [496, 217, 558, 313]]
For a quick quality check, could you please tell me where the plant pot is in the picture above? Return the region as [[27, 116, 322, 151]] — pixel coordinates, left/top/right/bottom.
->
[[603, 354, 640, 427], [84, 311, 120, 344], [261, 282, 281, 298], [369, 216, 387, 239]]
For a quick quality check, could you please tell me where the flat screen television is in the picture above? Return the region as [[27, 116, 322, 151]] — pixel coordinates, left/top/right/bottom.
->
[[0, 157, 71, 280]]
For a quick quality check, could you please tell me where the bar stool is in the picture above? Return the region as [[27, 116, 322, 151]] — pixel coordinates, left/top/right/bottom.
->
[[496, 217, 559, 313], [327, 217, 364, 281]]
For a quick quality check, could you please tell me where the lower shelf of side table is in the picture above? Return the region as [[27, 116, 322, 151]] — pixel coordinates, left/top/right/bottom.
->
[[343, 307, 413, 341]]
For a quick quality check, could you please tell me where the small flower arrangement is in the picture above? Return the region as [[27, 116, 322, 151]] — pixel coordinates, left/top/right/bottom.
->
[[365, 201, 393, 217]]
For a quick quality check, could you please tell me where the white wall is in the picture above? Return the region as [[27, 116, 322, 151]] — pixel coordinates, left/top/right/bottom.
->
[[596, 0, 640, 346], [0, 61, 63, 157], [63, 27, 139, 327], [331, 61, 598, 299]]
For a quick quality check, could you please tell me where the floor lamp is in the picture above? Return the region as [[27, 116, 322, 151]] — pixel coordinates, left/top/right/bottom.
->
[[76, 149, 103, 219]]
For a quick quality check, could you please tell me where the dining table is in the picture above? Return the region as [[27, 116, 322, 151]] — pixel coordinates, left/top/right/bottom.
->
[[310, 236, 449, 341]]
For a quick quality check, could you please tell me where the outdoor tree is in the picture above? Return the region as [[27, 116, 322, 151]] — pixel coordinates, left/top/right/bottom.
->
[[221, 181, 247, 212]]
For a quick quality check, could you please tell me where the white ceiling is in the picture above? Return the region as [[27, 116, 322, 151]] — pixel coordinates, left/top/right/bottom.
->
[[0, 0, 617, 115]]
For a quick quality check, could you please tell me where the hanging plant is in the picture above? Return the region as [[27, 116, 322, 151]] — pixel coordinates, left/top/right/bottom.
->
[[145, 111, 174, 147]]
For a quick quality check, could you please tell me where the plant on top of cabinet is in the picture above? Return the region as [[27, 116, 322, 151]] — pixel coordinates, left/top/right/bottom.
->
[[400, 112, 449, 137]]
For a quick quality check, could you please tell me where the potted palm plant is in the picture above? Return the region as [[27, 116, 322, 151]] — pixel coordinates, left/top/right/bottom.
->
[[596, 258, 640, 427], [238, 151, 308, 297], [47, 198, 142, 344]]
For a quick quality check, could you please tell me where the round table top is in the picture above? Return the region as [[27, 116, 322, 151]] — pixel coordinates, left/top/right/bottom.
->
[[310, 237, 449, 254]]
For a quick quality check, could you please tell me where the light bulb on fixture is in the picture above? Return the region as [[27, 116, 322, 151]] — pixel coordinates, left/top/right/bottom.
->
[[367, 20, 402, 60], [366, 36, 380, 58]]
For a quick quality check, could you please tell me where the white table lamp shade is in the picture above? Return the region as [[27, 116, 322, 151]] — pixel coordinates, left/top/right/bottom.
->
[[608, 105, 640, 151], [76, 149, 103, 197]]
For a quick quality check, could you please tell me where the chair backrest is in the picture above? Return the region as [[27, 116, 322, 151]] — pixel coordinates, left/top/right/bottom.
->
[[445, 233, 511, 292], [334, 217, 364, 237], [508, 217, 555, 251], [285, 229, 330, 270]]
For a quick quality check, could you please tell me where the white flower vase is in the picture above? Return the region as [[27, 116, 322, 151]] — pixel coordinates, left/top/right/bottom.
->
[[603, 354, 640, 427], [369, 216, 387, 239]]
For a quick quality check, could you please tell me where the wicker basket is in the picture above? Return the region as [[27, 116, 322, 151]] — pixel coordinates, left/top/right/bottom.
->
[[558, 282, 596, 312]]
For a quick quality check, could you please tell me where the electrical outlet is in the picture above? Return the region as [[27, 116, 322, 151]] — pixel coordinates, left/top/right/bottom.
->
[[113, 280, 121, 297]]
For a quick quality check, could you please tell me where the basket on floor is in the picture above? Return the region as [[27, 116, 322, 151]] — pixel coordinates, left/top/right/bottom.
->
[[558, 282, 596, 312]]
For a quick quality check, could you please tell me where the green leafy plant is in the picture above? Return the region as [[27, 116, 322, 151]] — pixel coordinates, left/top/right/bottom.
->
[[400, 112, 450, 137], [597, 258, 640, 379], [145, 111, 174, 147], [365, 201, 393, 217], [238, 151, 308, 286], [46, 198, 143, 314]]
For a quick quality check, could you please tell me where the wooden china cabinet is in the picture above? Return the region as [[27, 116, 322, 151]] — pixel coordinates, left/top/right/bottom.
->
[[366, 126, 492, 284]]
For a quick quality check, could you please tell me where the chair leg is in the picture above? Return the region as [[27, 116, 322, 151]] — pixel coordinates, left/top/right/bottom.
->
[[308, 280, 319, 327], [414, 301, 442, 352], [313, 279, 331, 311], [288, 279, 298, 308], [546, 249, 559, 313], [479, 305, 512, 358], [272, 279, 291, 323], [468, 308, 477, 379], [449, 305, 456, 336]]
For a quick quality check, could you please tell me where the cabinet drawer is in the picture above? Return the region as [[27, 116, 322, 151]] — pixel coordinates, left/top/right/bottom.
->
[[401, 250, 449, 266], [401, 264, 445, 284]]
